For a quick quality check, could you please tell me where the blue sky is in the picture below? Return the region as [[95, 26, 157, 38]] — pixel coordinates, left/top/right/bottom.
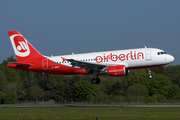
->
[[1, 0, 179, 65]]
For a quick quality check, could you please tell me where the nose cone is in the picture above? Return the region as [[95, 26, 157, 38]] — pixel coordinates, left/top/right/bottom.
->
[[168, 55, 174, 63]]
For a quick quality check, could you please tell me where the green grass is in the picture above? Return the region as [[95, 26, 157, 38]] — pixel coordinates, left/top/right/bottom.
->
[[0, 107, 180, 120]]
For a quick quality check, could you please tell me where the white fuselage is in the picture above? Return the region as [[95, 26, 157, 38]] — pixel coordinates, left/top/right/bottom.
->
[[46, 47, 174, 69]]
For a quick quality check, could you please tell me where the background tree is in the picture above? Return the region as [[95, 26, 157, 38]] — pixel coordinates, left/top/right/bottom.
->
[[75, 80, 99, 100], [167, 84, 180, 100], [147, 73, 171, 97], [1, 56, 16, 66], [1, 56, 180, 103], [126, 84, 148, 102], [63, 75, 81, 101], [27, 85, 44, 99], [2, 92, 18, 104], [127, 69, 149, 86], [167, 65, 180, 87], [0, 70, 7, 91]]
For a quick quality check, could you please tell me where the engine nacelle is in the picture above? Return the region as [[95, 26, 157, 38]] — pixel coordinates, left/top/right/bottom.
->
[[100, 65, 128, 77]]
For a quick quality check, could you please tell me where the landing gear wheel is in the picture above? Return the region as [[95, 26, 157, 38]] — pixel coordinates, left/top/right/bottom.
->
[[96, 78, 100, 84], [91, 78, 96, 84], [91, 78, 101, 84], [149, 75, 153, 79]]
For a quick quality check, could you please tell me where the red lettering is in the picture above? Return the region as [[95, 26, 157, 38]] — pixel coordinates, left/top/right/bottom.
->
[[110, 53, 118, 62], [106, 55, 110, 62], [137, 52, 144, 59], [95, 51, 144, 63], [130, 51, 134, 60], [95, 56, 103, 63], [126, 53, 130, 60], [119, 54, 125, 61], [134, 51, 136, 60], [103, 54, 106, 62]]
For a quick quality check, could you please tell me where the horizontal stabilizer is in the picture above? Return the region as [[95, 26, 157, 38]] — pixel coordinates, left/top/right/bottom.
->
[[8, 62, 32, 67]]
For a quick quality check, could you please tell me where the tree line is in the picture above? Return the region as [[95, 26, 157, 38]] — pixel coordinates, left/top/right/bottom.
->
[[0, 56, 180, 104]]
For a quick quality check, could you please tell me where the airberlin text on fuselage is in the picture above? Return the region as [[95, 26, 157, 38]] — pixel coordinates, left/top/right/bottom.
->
[[95, 51, 144, 63]]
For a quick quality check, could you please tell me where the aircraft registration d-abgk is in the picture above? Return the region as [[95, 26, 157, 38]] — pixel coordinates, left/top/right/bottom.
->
[[8, 31, 174, 84]]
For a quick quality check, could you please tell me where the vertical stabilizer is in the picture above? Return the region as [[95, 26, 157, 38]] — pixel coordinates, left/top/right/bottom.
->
[[8, 31, 43, 61]]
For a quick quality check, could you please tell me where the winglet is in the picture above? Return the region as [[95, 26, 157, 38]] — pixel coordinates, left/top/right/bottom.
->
[[61, 57, 67, 62]]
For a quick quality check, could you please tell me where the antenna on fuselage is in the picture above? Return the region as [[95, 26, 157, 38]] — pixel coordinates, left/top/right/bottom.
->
[[144, 46, 147, 48], [72, 52, 74, 55]]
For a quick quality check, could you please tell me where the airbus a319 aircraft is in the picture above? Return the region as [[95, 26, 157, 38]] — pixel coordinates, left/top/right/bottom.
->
[[7, 31, 174, 84]]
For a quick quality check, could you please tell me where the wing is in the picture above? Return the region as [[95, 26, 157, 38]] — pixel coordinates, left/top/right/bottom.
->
[[66, 59, 106, 73]]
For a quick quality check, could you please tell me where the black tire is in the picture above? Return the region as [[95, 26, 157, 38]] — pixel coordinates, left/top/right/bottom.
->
[[91, 78, 96, 84], [91, 78, 100, 84], [96, 78, 100, 84]]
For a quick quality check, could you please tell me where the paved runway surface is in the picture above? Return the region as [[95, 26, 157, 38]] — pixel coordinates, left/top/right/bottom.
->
[[0, 105, 180, 108]]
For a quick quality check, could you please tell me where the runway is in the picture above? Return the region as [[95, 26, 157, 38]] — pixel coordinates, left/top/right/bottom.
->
[[0, 104, 180, 108]]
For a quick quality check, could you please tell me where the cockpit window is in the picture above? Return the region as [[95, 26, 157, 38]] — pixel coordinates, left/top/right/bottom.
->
[[157, 51, 167, 55]]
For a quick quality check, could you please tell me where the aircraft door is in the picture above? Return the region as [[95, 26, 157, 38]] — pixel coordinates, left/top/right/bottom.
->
[[145, 50, 152, 60], [42, 59, 48, 70]]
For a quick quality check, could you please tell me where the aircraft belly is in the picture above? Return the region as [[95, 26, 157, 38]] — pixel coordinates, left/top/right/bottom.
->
[[127, 61, 140, 67]]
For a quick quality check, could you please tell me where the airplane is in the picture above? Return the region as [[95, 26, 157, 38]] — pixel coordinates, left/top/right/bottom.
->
[[7, 31, 174, 84]]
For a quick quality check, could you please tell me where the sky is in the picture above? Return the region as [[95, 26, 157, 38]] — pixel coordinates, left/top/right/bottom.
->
[[0, 0, 180, 65]]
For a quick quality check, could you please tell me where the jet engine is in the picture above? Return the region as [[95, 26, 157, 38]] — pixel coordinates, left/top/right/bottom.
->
[[100, 65, 129, 76]]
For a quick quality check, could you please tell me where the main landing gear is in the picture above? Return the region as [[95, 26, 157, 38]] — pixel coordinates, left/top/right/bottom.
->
[[148, 68, 152, 79], [91, 70, 100, 84], [91, 78, 100, 84]]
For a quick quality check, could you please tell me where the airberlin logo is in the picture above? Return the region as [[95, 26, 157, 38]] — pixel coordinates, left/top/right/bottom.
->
[[17, 41, 28, 51], [95, 51, 144, 63], [10, 34, 30, 57]]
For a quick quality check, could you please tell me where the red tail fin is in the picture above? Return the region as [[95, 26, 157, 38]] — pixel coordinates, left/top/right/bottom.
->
[[8, 31, 43, 61]]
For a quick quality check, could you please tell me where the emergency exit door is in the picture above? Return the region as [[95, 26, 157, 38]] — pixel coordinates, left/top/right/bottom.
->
[[42, 59, 48, 70]]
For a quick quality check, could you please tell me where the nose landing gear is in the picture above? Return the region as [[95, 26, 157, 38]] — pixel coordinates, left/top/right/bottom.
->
[[148, 68, 152, 79]]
